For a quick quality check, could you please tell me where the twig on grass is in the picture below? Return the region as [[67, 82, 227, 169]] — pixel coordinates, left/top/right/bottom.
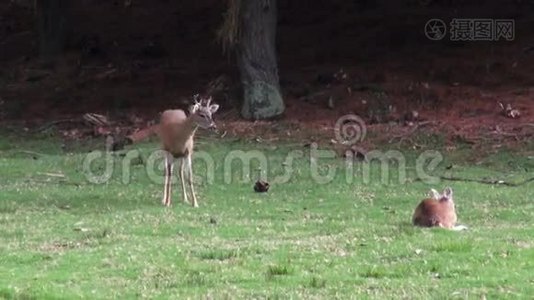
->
[[36, 172, 66, 178], [438, 175, 534, 187], [13, 150, 49, 157], [25, 178, 84, 187]]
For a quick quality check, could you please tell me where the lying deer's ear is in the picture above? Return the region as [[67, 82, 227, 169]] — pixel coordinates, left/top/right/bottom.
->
[[428, 189, 440, 200], [443, 187, 453, 200], [209, 104, 219, 114]]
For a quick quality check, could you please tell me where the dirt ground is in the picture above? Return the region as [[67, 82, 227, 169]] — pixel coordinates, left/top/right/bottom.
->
[[0, 0, 533, 150]]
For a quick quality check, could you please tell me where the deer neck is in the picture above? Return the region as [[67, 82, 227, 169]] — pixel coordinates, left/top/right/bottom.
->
[[181, 115, 198, 140]]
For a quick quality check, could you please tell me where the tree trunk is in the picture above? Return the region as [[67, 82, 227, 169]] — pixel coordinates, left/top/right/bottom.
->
[[237, 0, 284, 120], [36, 0, 69, 60]]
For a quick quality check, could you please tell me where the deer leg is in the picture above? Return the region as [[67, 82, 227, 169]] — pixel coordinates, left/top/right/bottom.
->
[[162, 153, 174, 207], [178, 158, 189, 204], [185, 155, 198, 208]]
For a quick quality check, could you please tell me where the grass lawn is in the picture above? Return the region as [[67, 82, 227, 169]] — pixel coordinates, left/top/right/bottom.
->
[[0, 133, 533, 299]]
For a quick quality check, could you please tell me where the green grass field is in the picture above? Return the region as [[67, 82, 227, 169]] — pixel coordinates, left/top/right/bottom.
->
[[0, 133, 533, 299]]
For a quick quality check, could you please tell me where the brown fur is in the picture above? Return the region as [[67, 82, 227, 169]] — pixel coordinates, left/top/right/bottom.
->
[[124, 111, 197, 156], [119, 95, 219, 208], [157, 95, 219, 208], [159, 109, 197, 158], [412, 188, 457, 229]]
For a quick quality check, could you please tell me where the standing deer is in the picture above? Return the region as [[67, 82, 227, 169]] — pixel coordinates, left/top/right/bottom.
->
[[412, 187, 468, 231], [159, 95, 219, 207]]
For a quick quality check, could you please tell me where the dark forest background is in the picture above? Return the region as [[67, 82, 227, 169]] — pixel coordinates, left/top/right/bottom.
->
[[0, 0, 532, 141]]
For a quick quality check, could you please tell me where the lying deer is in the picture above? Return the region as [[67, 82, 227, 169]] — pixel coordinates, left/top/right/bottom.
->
[[412, 187, 467, 231], [158, 95, 219, 207]]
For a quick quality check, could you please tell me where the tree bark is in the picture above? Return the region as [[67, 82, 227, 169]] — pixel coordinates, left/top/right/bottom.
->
[[36, 0, 69, 60], [237, 0, 284, 120]]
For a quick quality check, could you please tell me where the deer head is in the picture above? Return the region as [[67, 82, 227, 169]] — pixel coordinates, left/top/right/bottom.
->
[[189, 94, 220, 129]]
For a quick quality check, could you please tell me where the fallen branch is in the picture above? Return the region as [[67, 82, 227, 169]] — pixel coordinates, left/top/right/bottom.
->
[[13, 150, 49, 157], [36, 172, 66, 178], [25, 178, 83, 187], [490, 128, 519, 138], [439, 175, 534, 187]]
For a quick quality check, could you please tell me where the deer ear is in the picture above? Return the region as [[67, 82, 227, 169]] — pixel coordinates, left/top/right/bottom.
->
[[209, 104, 219, 114], [189, 104, 198, 114], [442, 187, 453, 200], [428, 189, 440, 200]]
